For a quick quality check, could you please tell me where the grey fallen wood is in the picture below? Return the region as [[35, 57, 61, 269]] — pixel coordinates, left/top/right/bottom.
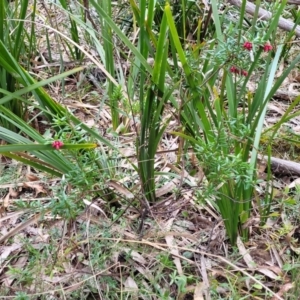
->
[[258, 0, 300, 4], [266, 156, 300, 176], [228, 0, 300, 37]]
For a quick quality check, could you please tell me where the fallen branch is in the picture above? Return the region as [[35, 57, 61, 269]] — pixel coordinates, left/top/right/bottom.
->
[[264, 156, 300, 176], [273, 88, 300, 101], [271, 0, 300, 4], [286, 0, 300, 4], [228, 0, 300, 37], [262, 0, 300, 4]]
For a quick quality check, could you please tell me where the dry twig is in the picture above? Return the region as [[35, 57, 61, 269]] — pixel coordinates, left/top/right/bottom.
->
[[228, 0, 300, 37]]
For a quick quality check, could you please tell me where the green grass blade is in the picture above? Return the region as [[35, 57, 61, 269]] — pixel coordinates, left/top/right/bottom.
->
[[1, 152, 62, 176]]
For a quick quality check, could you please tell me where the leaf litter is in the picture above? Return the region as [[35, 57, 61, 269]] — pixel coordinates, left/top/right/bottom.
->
[[1, 1, 300, 299]]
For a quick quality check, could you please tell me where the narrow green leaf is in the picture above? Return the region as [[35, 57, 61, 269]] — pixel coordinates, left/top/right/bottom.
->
[[2, 152, 62, 176]]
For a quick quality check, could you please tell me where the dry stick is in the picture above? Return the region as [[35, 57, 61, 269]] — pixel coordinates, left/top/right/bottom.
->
[[228, 0, 300, 37], [266, 0, 300, 4], [82, 0, 98, 31], [264, 155, 300, 176], [260, 0, 300, 3]]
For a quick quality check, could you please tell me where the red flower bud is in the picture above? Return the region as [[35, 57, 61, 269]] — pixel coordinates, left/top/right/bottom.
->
[[52, 140, 64, 150], [230, 66, 238, 73], [263, 43, 273, 52], [230, 66, 248, 77], [243, 41, 253, 51], [241, 70, 248, 77]]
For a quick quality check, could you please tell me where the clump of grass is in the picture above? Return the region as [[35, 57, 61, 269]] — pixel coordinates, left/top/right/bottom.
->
[[2, 0, 300, 299]]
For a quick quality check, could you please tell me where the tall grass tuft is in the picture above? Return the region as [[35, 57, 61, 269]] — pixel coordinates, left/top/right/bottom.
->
[[99, 0, 118, 130], [167, 0, 300, 245], [1, 0, 300, 247], [0, 0, 33, 129]]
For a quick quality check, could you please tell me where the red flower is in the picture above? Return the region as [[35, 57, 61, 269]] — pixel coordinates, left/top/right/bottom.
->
[[263, 43, 273, 52], [241, 69, 248, 77], [243, 41, 253, 51], [52, 140, 64, 150], [230, 66, 248, 77], [230, 66, 238, 74]]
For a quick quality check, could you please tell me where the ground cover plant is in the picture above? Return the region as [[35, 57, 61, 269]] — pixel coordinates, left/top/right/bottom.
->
[[1, 0, 300, 299]]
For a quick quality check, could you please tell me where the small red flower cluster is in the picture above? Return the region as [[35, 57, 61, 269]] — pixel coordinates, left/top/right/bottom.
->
[[230, 66, 248, 77], [243, 41, 253, 51], [230, 41, 273, 79], [243, 41, 273, 52], [263, 43, 273, 52], [52, 140, 64, 150]]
